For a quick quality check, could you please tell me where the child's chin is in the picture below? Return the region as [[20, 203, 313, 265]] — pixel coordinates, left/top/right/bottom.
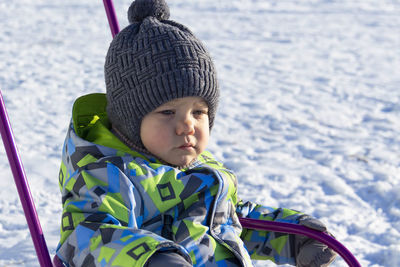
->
[[170, 156, 195, 168]]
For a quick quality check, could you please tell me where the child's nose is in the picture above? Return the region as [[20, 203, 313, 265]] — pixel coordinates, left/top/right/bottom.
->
[[176, 116, 195, 135]]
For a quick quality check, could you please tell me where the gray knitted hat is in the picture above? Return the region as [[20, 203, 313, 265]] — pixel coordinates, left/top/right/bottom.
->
[[105, 0, 219, 151]]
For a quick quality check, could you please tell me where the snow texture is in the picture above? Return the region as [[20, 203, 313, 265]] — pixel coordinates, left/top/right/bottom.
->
[[0, 0, 399, 266]]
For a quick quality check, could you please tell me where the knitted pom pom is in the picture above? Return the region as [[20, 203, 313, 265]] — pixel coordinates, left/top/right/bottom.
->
[[128, 0, 170, 23]]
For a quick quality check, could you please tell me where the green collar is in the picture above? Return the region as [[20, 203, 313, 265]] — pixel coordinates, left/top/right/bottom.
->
[[72, 93, 144, 158]]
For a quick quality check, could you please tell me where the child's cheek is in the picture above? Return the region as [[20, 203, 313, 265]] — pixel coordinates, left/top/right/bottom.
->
[[153, 124, 172, 144]]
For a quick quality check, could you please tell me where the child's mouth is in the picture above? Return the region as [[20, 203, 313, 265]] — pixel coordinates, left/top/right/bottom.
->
[[179, 143, 194, 150]]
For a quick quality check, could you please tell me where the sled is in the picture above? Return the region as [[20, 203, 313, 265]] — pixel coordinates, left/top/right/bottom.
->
[[0, 1, 361, 266]]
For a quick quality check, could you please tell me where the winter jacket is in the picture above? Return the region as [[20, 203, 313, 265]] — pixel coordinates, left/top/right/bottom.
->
[[56, 93, 303, 266]]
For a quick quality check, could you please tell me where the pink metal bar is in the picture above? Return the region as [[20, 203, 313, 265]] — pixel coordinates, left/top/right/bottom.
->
[[239, 217, 361, 267], [0, 90, 53, 267], [103, 0, 120, 38]]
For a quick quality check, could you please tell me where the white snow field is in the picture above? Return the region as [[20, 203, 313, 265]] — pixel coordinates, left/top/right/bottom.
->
[[0, 0, 399, 266]]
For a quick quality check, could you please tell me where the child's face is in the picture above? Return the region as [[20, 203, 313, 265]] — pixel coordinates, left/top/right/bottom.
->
[[140, 97, 210, 167]]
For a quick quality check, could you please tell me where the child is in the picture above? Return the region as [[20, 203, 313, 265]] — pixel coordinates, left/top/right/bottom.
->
[[56, 0, 336, 266]]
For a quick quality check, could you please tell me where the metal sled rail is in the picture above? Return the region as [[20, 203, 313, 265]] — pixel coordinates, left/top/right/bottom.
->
[[0, 91, 53, 266], [239, 218, 361, 267]]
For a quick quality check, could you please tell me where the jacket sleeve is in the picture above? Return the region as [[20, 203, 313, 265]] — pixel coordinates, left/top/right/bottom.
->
[[236, 199, 302, 265], [56, 160, 191, 267]]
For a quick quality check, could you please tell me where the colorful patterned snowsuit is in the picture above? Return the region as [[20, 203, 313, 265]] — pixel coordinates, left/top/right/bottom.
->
[[56, 94, 303, 266]]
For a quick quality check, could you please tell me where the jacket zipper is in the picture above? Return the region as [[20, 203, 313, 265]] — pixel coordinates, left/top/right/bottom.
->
[[208, 169, 248, 267], [161, 214, 175, 241]]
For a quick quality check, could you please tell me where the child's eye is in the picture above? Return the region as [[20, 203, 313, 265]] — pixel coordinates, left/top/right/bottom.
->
[[193, 110, 208, 116], [158, 110, 175, 115]]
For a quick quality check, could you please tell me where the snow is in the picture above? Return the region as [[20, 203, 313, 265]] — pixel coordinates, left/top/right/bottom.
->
[[0, 0, 399, 266]]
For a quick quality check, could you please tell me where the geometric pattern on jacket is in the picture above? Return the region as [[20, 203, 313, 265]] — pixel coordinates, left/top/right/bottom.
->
[[56, 93, 303, 267]]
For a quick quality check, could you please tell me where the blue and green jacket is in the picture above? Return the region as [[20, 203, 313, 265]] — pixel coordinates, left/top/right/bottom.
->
[[56, 93, 303, 266]]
